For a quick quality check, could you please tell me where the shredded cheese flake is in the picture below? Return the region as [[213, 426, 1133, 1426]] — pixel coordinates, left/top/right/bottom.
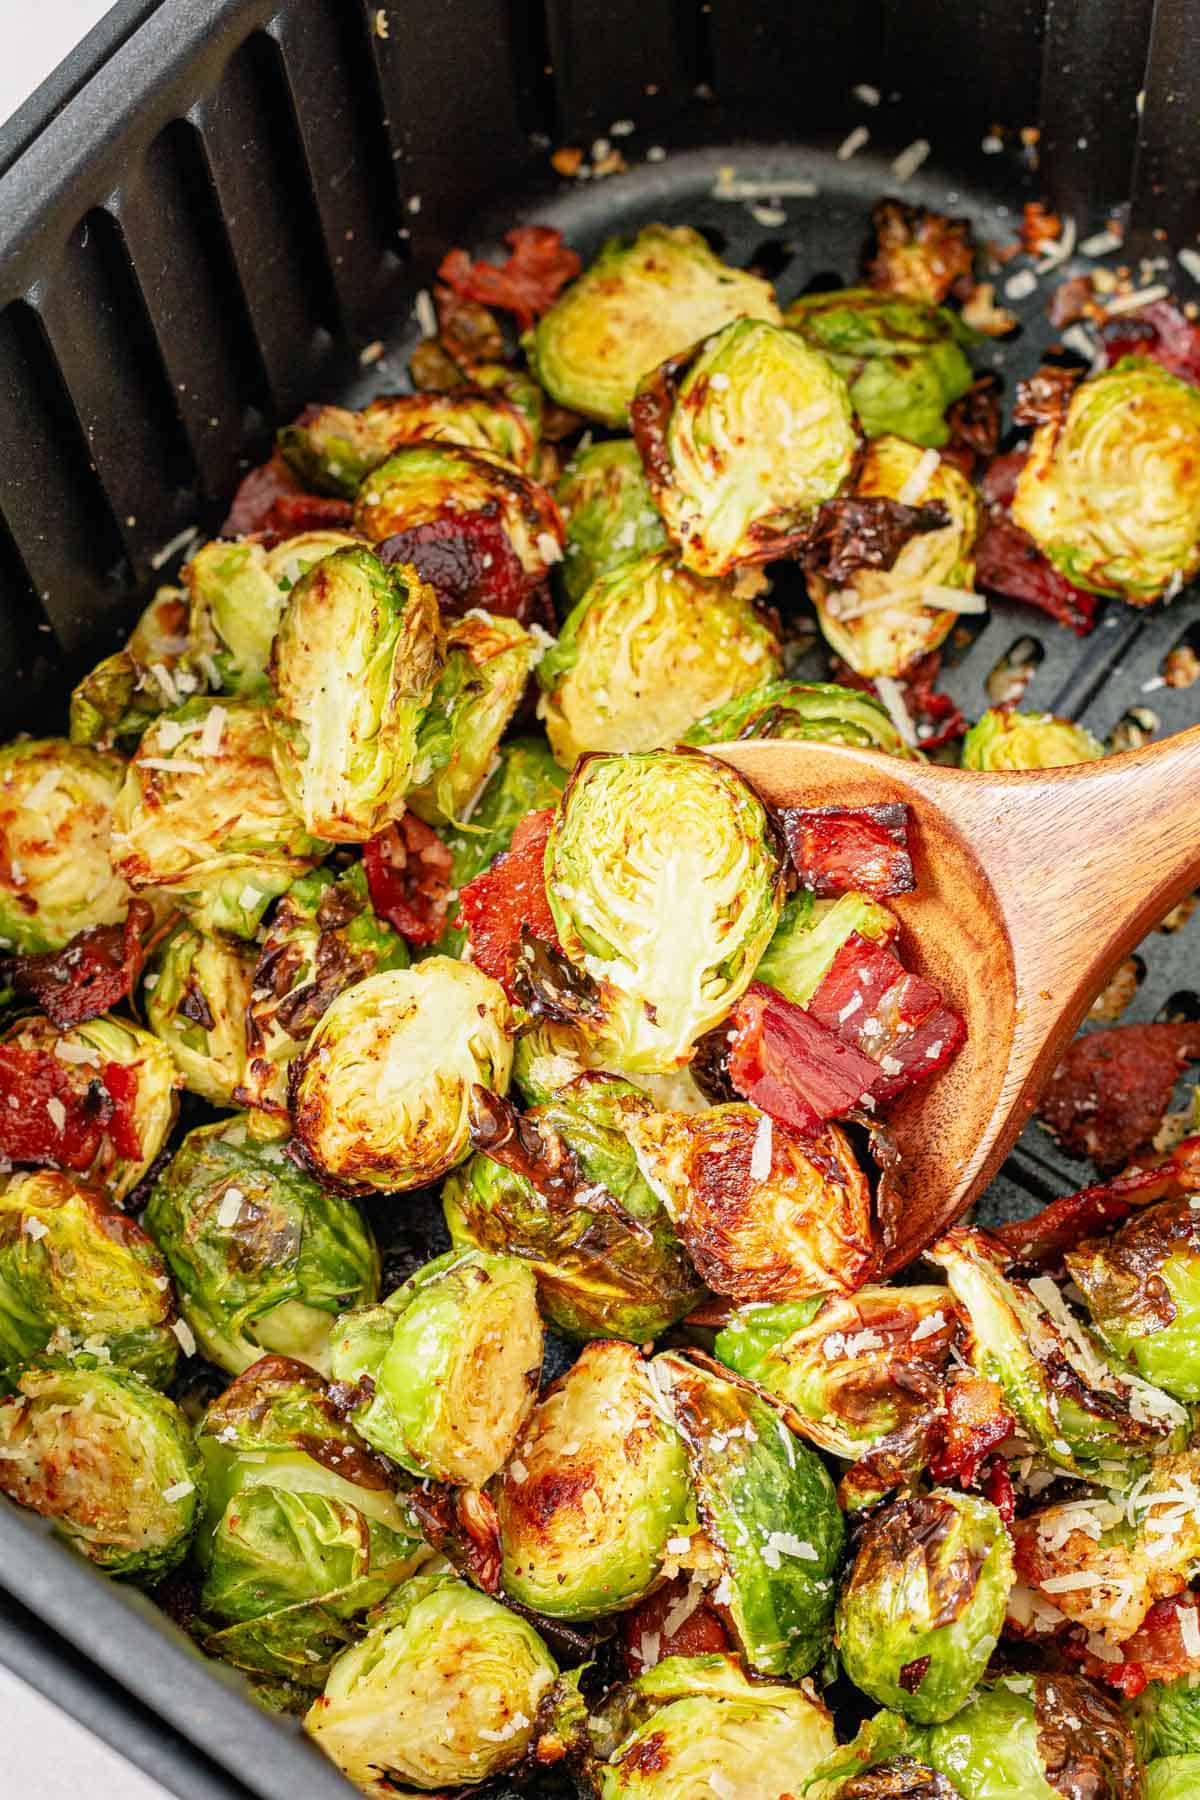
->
[[896, 447, 940, 506], [749, 1111, 773, 1183]]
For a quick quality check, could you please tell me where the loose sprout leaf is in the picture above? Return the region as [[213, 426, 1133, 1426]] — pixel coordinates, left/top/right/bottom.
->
[[682, 676, 920, 759], [961, 707, 1104, 771]]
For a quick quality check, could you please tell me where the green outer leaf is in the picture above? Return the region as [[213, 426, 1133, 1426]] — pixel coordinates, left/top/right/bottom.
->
[[555, 438, 669, 603], [682, 677, 920, 758]]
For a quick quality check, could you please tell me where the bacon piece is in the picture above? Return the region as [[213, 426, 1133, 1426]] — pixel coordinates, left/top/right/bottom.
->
[[0, 902, 153, 1030], [996, 1135, 1200, 1267], [928, 1373, 1014, 1488], [727, 982, 880, 1134], [622, 1576, 732, 1677], [378, 511, 535, 619], [221, 450, 353, 540], [0, 1043, 141, 1173], [780, 803, 914, 900], [975, 447, 1098, 635], [361, 813, 454, 947], [981, 1456, 1015, 1524], [803, 497, 950, 584], [456, 809, 559, 998], [1101, 297, 1200, 387], [806, 933, 966, 1102], [1038, 1021, 1200, 1172], [437, 226, 582, 333], [1085, 1594, 1200, 1695]]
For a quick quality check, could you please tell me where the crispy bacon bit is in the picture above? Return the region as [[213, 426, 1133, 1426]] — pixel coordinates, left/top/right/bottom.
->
[[997, 1135, 1200, 1267], [0, 1042, 141, 1174], [1012, 363, 1082, 428], [1076, 1594, 1200, 1695], [1038, 1021, 1200, 1172], [1020, 201, 1062, 256], [946, 373, 1002, 463], [622, 1576, 732, 1677], [457, 808, 559, 998], [1047, 273, 1096, 329], [1101, 297, 1200, 387], [806, 932, 966, 1102], [803, 497, 950, 584], [361, 813, 454, 947], [437, 227, 582, 333], [727, 982, 880, 1134], [867, 200, 975, 305], [221, 451, 353, 540], [378, 510, 536, 619], [831, 652, 968, 750], [981, 1456, 1016, 1524], [0, 902, 155, 1030], [928, 1373, 1014, 1488], [780, 803, 914, 900], [975, 449, 1098, 636]]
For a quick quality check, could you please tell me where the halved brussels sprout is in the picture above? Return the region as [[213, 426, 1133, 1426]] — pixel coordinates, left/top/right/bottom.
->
[[920, 1673, 1142, 1800], [807, 437, 980, 681], [0, 1364, 202, 1577], [0, 1169, 177, 1387], [1132, 1676, 1200, 1761], [186, 530, 361, 694], [112, 698, 327, 938], [556, 438, 670, 603], [238, 861, 409, 1115], [929, 1227, 1189, 1477], [1148, 1759, 1200, 1800], [144, 923, 256, 1106], [494, 1339, 691, 1619], [69, 585, 196, 749], [784, 288, 975, 447], [278, 390, 539, 497], [144, 1119, 379, 1375], [407, 610, 540, 825], [0, 739, 132, 952], [443, 1073, 705, 1341], [290, 959, 513, 1191], [837, 1490, 1013, 1723], [755, 890, 899, 1009], [305, 1565, 562, 1793], [510, 1016, 711, 1114], [633, 318, 858, 578], [630, 1102, 874, 1302], [593, 1653, 836, 1800], [330, 1248, 541, 1485], [1066, 1199, 1200, 1400], [654, 1352, 844, 1679], [527, 224, 782, 427], [267, 546, 442, 842], [1012, 357, 1200, 603], [435, 736, 566, 958], [536, 550, 782, 766], [961, 708, 1104, 771], [683, 677, 920, 758], [545, 750, 786, 1073]]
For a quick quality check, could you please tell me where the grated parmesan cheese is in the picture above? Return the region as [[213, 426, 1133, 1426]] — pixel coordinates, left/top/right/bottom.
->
[[749, 1111, 773, 1182], [198, 704, 227, 758], [162, 1479, 195, 1503], [22, 1217, 49, 1241], [891, 139, 930, 182], [896, 447, 940, 506], [173, 1318, 197, 1356], [837, 126, 870, 162], [215, 1187, 245, 1228], [45, 1097, 67, 1133], [873, 676, 918, 747]]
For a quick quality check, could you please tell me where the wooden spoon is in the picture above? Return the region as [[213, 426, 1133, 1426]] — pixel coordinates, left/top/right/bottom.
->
[[713, 725, 1200, 1273]]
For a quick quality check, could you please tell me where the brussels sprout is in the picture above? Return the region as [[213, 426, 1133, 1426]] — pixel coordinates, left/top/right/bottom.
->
[[305, 1565, 563, 1793], [807, 437, 980, 681], [144, 1119, 379, 1375], [238, 862, 409, 1115], [545, 750, 785, 1073], [683, 677, 921, 758], [629, 1102, 874, 1302], [112, 698, 327, 938], [278, 391, 539, 498], [510, 1016, 712, 1114], [1012, 357, 1200, 604], [527, 224, 782, 427], [443, 1074, 705, 1341], [1148, 1759, 1200, 1800], [633, 318, 858, 579], [267, 546, 442, 843], [0, 1169, 177, 1387], [536, 549, 782, 766], [186, 530, 361, 694], [330, 1248, 541, 1485], [69, 585, 197, 749], [836, 1491, 1013, 1723], [1132, 1678, 1200, 1761], [0, 739, 132, 952], [0, 1364, 202, 1577], [407, 610, 539, 826], [929, 1227, 1189, 1477], [1065, 1199, 1200, 1401], [556, 438, 670, 603], [961, 707, 1104, 771], [494, 1339, 691, 1618], [144, 923, 256, 1106], [784, 288, 975, 447], [755, 890, 899, 1009], [653, 1352, 845, 1679], [291, 959, 513, 1191], [593, 1653, 837, 1800], [920, 1673, 1142, 1800]]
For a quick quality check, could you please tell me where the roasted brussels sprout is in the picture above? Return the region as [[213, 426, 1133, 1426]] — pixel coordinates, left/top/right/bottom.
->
[[435, 736, 565, 958], [545, 750, 785, 1073], [755, 890, 899, 1009], [290, 959, 513, 1191], [527, 224, 782, 427], [0, 1169, 177, 1387], [1147, 1759, 1200, 1800], [330, 1248, 541, 1484], [407, 610, 539, 825], [267, 546, 442, 842], [837, 1490, 1013, 1723], [1012, 357, 1200, 603], [556, 438, 670, 602], [961, 707, 1104, 770], [632, 317, 858, 578], [278, 390, 538, 497], [509, 1016, 712, 1114], [0, 1364, 202, 1577], [443, 1075, 705, 1341], [238, 861, 409, 1115], [0, 739, 132, 952], [807, 437, 980, 681], [683, 677, 920, 757], [144, 923, 256, 1106], [784, 288, 975, 447], [69, 585, 197, 749], [654, 1352, 844, 1679], [593, 1653, 837, 1800], [1066, 1199, 1200, 1401], [919, 1673, 1143, 1800], [536, 550, 782, 765], [112, 698, 327, 938], [629, 1102, 874, 1302], [494, 1339, 691, 1618], [144, 1120, 379, 1375], [305, 1565, 562, 1793], [186, 530, 361, 694]]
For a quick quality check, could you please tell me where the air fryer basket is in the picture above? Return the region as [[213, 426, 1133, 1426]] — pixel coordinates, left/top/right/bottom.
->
[[0, 1, 1198, 1795]]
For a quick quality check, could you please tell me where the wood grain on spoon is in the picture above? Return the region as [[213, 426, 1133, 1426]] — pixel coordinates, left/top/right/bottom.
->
[[713, 725, 1200, 1273]]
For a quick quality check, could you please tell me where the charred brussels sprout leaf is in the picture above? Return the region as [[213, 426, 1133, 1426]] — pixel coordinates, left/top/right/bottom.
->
[[69, 586, 195, 749], [267, 546, 442, 842], [330, 1248, 542, 1485], [556, 438, 670, 602], [434, 737, 565, 958], [755, 890, 899, 1010], [495, 1339, 692, 1619], [784, 288, 975, 447], [1066, 1198, 1200, 1400], [407, 610, 539, 826], [633, 317, 858, 578], [527, 223, 782, 427], [0, 740, 132, 952], [961, 708, 1103, 770], [922, 1673, 1143, 1800], [290, 959, 513, 1192], [0, 1364, 202, 1578], [537, 549, 782, 766], [145, 923, 256, 1107], [683, 677, 920, 758], [186, 530, 361, 695], [278, 390, 539, 497], [144, 1119, 379, 1376]]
